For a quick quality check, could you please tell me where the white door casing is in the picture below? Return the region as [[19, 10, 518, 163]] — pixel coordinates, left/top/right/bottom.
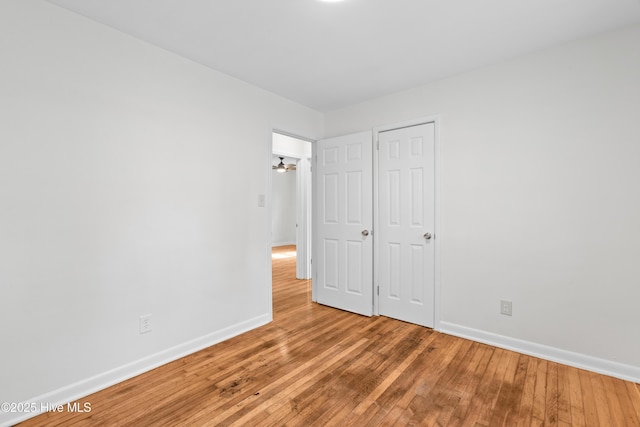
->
[[315, 131, 373, 316], [296, 157, 312, 279], [377, 123, 436, 327]]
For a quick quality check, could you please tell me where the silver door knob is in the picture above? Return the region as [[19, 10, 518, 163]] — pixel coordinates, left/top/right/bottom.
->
[[361, 230, 370, 236], [424, 232, 432, 240]]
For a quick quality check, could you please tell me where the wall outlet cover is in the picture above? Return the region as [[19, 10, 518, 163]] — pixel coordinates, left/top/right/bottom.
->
[[500, 300, 512, 316], [139, 314, 152, 334]]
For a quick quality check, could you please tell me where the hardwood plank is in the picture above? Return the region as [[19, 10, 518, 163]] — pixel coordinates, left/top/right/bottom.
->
[[17, 245, 640, 426], [428, 341, 488, 426], [492, 353, 529, 426], [399, 339, 477, 426], [565, 365, 586, 427], [627, 382, 640, 423], [603, 375, 640, 427], [462, 347, 512, 426], [446, 343, 495, 427], [578, 369, 601, 427], [556, 364, 573, 425], [531, 358, 548, 425], [545, 362, 559, 426], [332, 328, 439, 425], [590, 372, 614, 426], [374, 333, 466, 426]]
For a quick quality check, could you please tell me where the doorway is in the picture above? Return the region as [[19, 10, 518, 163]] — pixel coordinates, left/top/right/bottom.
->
[[271, 131, 312, 280]]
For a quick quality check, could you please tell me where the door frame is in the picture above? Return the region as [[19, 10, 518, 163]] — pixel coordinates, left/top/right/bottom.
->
[[373, 115, 442, 330]]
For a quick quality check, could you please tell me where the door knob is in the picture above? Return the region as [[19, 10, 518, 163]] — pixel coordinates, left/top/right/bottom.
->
[[424, 232, 432, 240], [361, 230, 370, 236]]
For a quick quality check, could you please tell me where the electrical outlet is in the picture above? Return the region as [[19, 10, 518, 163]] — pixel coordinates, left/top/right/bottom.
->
[[139, 314, 152, 334], [500, 300, 512, 316]]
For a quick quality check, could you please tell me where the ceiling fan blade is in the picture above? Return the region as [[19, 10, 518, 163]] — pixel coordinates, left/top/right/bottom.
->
[[286, 164, 297, 171]]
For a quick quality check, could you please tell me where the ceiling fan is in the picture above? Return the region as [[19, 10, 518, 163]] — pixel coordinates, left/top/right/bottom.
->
[[272, 157, 297, 173]]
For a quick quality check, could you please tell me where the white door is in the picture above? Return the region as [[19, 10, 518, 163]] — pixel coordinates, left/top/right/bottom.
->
[[315, 131, 373, 316], [378, 123, 435, 327]]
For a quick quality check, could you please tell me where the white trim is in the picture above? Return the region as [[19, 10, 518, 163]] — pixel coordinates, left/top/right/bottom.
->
[[266, 128, 274, 321], [272, 129, 315, 144], [272, 241, 296, 247], [439, 321, 640, 384], [372, 129, 380, 316], [311, 142, 318, 302], [272, 149, 304, 159], [372, 115, 442, 329], [433, 118, 442, 331], [295, 157, 312, 279], [0, 314, 271, 427]]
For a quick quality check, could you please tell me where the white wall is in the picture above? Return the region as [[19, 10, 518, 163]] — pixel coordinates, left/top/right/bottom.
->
[[271, 171, 297, 246], [273, 132, 313, 159], [325, 24, 640, 379], [0, 1, 322, 424]]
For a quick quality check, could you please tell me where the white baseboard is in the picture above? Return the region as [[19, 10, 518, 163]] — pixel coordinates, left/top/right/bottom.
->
[[1, 314, 271, 427], [439, 321, 640, 384], [272, 241, 296, 247]]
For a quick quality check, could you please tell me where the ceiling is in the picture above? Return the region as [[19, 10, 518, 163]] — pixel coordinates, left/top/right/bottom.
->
[[46, 0, 640, 112]]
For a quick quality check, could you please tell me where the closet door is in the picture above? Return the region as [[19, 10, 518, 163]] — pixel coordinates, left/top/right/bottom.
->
[[378, 123, 435, 327], [315, 131, 373, 316]]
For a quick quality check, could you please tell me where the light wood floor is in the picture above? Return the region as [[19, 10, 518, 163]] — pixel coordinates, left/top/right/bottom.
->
[[22, 245, 640, 426]]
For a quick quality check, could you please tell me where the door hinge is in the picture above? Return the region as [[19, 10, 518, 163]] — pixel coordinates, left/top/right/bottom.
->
[[377, 286, 379, 296], [376, 140, 379, 150]]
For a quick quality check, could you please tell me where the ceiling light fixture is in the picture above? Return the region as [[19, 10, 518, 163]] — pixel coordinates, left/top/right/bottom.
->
[[272, 157, 298, 173]]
